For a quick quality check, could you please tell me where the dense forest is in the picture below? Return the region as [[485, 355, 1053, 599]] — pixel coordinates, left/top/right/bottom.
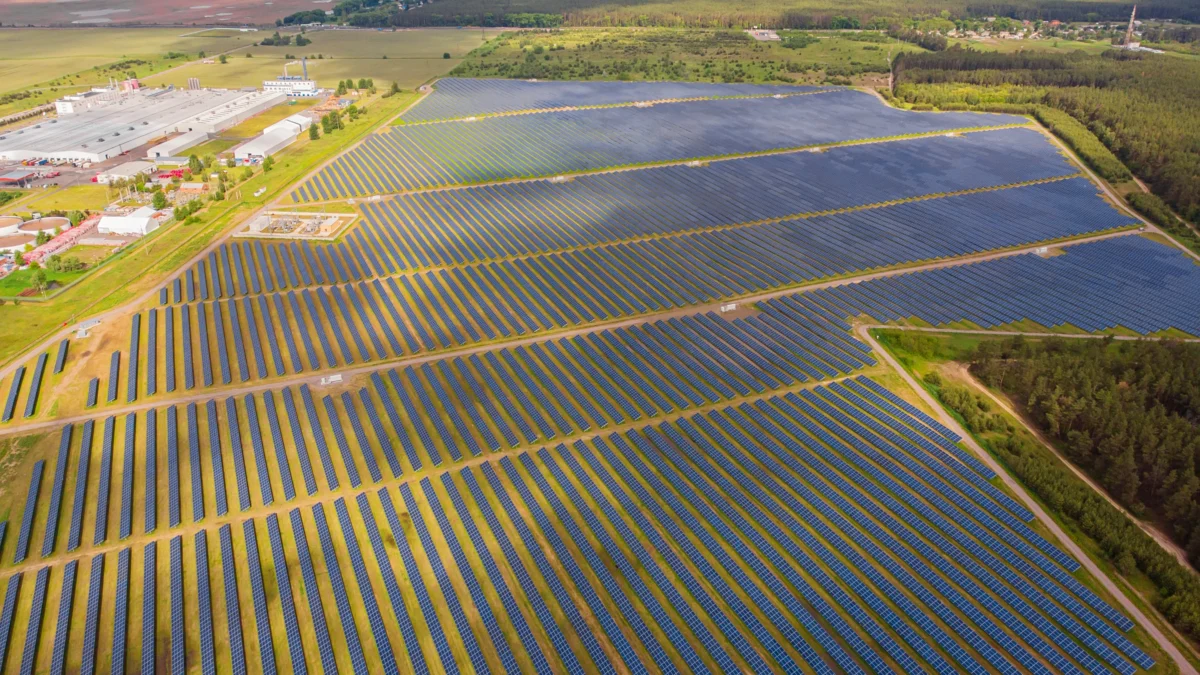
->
[[969, 338, 1200, 567], [893, 48, 1200, 227]]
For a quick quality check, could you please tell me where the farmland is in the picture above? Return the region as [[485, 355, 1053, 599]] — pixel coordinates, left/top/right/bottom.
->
[[140, 28, 504, 92], [0, 75, 1197, 675]]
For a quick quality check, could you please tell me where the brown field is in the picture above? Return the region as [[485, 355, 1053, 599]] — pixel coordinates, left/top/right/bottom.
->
[[0, 0, 317, 26]]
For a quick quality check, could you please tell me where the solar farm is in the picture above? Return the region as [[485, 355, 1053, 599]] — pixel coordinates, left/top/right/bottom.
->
[[0, 77, 1196, 674]]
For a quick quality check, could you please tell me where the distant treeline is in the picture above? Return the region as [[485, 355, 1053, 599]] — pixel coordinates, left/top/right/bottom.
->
[[381, 0, 1200, 28], [894, 47, 1200, 225]]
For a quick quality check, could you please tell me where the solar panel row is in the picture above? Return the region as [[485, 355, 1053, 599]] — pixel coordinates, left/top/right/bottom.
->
[[296, 90, 1025, 199]]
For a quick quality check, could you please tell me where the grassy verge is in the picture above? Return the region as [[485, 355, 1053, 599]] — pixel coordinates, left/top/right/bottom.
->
[[874, 329, 1200, 670]]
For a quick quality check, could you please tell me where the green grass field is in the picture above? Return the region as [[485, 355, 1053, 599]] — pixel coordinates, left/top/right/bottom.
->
[[12, 185, 111, 214]]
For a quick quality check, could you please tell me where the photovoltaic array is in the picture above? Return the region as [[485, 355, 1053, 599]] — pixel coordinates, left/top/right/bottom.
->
[[400, 77, 832, 121], [293, 89, 1026, 200], [0, 77, 1191, 675]]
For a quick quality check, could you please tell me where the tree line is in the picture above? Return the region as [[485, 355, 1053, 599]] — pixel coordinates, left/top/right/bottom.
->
[[893, 47, 1200, 225]]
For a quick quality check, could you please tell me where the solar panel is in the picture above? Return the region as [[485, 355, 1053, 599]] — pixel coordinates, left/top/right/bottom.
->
[[92, 417, 114, 545], [79, 554, 104, 675], [41, 424, 72, 557], [218, 524, 248, 675], [0, 573, 22, 673], [141, 543, 156, 675], [110, 548, 132, 675], [18, 566, 49, 675], [13, 460, 45, 563]]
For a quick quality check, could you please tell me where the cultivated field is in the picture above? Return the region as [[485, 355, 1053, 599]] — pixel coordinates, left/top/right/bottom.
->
[[0, 77, 1194, 675], [0, 0, 318, 27], [141, 29, 505, 92]]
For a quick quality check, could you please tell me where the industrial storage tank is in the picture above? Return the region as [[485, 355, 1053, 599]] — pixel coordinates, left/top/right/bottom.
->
[[0, 216, 22, 236], [0, 233, 35, 253], [18, 216, 69, 234]]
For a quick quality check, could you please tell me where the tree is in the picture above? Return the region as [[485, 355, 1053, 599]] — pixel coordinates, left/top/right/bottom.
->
[[443, 52, 451, 59], [357, 78, 368, 89], [263, 156, 275, 172], [188, 154, 203, 174], [30, 268, 47, 293], [152, 191, 169, 210], [336, 81, 347, 96], [219, 54, 228, 64], [309, 124, 320, 140], [35, 230, 50, 246], [13, 251, 23, 266]]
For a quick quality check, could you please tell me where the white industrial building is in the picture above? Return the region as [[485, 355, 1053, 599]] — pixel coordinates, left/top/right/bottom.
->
[[146, 129, 210, 160], [95, 160, 156, 184], [0, 87, 286, 164], [97, 206, 169, 236], [263, 77, 320, 98], [234, 114, 312, 163]]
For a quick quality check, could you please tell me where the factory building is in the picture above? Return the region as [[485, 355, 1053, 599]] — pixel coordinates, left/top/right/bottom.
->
[[234, 113, 313, 163], [0, 87, 286, 164]]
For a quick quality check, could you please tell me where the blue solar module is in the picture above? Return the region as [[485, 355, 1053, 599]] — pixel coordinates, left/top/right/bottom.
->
[[18, 566, 49, 675], [85, 377, 98, 408], [41, 424, 72, 557], [23, 352, 48, 418], [263, 391, 297, 500], [439, 472, 558, 671], [399, 484, 490, 673], [340, 391, 382, 482], [169, 535, 185, 674], [356, 388, 402, 477], [280, 387, 318, 495], [111, 547, 132, 675], [67, 420, 94, 551], [218, 524, 248, 675], [181, 304, 195, 390], [404, 77, 826, 120], [147, 309, 158, 396], [225, 397, 252, 511], [243, 393, 276, 505], [127, 313, 140, 402], [500, 455, 671, 674], [287, 508, 338, 674], [469, 464, 611, 672], [79, 554, 104, 675], [332, 498, 400, 673], [166, 406, 181, 527], [141, 543, 156, 675], [13, 459, 45, 563], [53, 339, 69, 374], [119, 412, 136, 539], [299, 385, 339, 490], [265, 514, 307, 675], [49, 559, 78, 675], [187, 402, 205, 522], [93, 418, 114, 545], [0, 573, 22, 673], [107, 351, 120, 403], [203, 400, 228, 516], [144, 409, 157, 534], [303, 90, 1028, 199], [322, 394, 362, 488], [806, 235, 1200, 337], [242, 519, 278, 675], [2, 366, 25, 421], [309, 502, 369, 675], [570, 440, 769, 672]]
